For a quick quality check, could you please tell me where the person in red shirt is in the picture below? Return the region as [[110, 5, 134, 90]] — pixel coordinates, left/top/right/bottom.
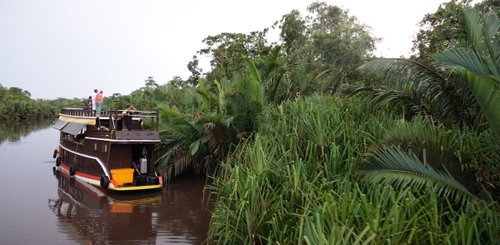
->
[[95, 90, 104, 117]]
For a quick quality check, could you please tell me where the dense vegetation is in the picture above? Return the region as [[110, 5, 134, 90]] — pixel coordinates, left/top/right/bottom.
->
[[0, 84, 83, 121], [105, 1, 500, 243], [4, 0, 498, 243], [106, 1, 499, 243], [208, 96, 498, 243]]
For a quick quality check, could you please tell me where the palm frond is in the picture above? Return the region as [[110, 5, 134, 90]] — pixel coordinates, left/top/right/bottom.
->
[[378, 119, 480, 178], [464, 7, 499, 66], [161, 117, 200, 141], [483, 13, 500, 42], [204, 121, 232, 158], [361, 145, 476, 204], [358, 58, 447, 90], [195, 78, 214, 112], [238, 58, 265, 107], [342, 85, 427, 119], [433, 7, 500, 142], [435, 48, 491, 78], [154, 147, 173, 170], [157, 102, 181, 119], [262, 45, 282, 77], [354, 58, 468, 122], [359, 119, 488, 203], [463, 7, 482, 49], [462, 71, 500, 142], [171, 150, 193, 176], [245, 57, 263, 86], [189, 136, 208, 156]]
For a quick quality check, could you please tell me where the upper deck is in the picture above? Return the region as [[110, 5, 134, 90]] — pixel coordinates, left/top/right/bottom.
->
[[54, 108, 160, 142]]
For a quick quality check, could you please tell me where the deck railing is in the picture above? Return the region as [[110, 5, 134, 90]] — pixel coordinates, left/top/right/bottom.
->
[[60, 108, 96, 117], [60, 108, 160, 131]]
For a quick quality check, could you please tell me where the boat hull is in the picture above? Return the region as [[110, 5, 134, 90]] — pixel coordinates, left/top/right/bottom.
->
[[57, 162, 163, 191]]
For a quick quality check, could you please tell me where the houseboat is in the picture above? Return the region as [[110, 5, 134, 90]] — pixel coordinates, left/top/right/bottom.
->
[[52, 108, 163, 191]]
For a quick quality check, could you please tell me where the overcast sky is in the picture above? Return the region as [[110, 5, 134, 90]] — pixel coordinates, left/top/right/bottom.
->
[[0, 0, 448, 99]]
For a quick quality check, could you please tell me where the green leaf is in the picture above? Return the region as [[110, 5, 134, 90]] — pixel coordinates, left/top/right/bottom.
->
[[189, 139, 201, 156], [463, 72, 500, 142]]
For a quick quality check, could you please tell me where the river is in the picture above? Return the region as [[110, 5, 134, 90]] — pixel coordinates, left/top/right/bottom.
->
[[0, 122, 211, 244]]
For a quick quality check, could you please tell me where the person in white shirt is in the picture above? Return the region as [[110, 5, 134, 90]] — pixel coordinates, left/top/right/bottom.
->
[[92, 89, 98, 111]]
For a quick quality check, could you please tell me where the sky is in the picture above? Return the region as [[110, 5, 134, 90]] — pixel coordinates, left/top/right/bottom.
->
[[0, 0, 449, 99]]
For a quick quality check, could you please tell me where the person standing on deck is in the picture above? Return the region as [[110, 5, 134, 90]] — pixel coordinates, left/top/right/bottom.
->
[[86, 96, 92, 110], [92, 89, 98, 111], [95, 90, 104, 117]]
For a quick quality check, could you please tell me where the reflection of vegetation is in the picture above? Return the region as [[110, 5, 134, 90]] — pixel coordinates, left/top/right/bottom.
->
[[0, 120, 52, 144]]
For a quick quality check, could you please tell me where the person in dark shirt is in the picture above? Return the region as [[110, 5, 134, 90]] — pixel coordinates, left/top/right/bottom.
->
[[121, 105, 137, 131]]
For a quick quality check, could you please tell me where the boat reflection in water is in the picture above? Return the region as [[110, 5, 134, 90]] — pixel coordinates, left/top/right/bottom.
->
[[49, 168, 160, 244]]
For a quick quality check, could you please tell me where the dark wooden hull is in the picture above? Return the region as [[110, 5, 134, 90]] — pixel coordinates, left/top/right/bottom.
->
[[57, 138, 162, 191]]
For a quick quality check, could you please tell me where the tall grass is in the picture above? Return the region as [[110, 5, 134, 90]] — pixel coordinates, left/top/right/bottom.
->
[[206, 95, 499, 244]]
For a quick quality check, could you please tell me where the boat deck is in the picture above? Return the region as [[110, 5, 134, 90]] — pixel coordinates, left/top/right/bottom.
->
[[56, 108, 160, 141]]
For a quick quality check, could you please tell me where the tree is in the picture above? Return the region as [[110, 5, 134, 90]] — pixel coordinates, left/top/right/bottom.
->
[[198, 31, 271, 81], [5, 86, 31, 101], [127, 76, 160, 110], [307, 2, 376, 71], [411, 0, 499, 62], [187, 55, 202, 86], [412, 0, 471, 62], [192, 2, 376, 104], [107, 93, 125, 110], [277, 10, 307, 54], [169, 76, 189, 88], [260, 2, 377, 102], [144, 76, 158, 89], [476, 0, 500, 15]]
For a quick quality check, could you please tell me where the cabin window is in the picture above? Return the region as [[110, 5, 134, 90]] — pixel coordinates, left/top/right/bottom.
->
[[104, 144, 108, 153], [94, 143, 98, 151]]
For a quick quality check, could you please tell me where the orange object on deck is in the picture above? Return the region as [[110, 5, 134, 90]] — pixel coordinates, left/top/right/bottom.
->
[[110, 168, 134, 186]]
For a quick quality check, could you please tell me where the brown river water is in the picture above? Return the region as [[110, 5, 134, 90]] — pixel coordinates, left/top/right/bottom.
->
[[0, 123, 211, 244]]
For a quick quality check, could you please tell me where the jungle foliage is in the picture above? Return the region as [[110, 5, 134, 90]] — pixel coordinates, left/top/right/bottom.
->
[[207, 96, 499, 244], [40, 1, 497, 243], [0, 84, 82, 121], [203, 3, 498, 244]]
